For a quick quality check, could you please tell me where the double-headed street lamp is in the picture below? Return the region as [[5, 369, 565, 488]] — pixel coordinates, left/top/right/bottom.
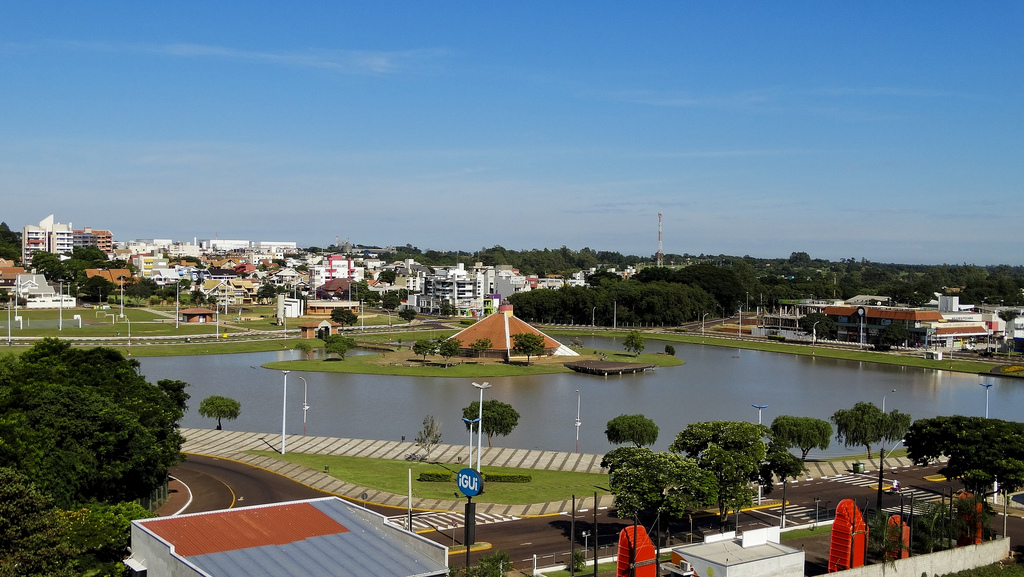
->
[[462, 417, 479, 465], [298, 376, 309, 436], [752, 404, 768, 505], [812, 320, 820, 354], [281, 371, 290, 454], [472, 382, 490, 472], [876, 388, 896, 512], [575, 390, 581, 453], [980, 382, 993, 418]]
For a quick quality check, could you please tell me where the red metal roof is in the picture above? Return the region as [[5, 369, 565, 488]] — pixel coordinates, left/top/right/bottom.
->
[[142, 502, 349, 557]]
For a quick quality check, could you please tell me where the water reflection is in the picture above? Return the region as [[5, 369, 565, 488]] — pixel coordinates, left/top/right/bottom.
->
[[137, 337, 1019, 459]]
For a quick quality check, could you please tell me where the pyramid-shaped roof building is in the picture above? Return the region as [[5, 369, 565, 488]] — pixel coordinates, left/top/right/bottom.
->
[[450, 305, 578, 359]]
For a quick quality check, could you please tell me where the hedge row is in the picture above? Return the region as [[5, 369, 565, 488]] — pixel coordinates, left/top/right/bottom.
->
[[482, 473, 532, 483], [416, 471, 533, 483], [418, 471, 453, 482]]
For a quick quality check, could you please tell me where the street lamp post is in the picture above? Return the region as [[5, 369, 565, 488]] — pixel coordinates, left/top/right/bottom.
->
[[461, 417, 479, 465], [812, 320, 820, 355], [281, 371, 290, 454], [980, 382, 998, 503], [58, 280, 63, 331], [702, 312, 709, 342], [752, 404, 768, 505], [119, 276, 125, 319], [175, 280, 180, 329], [980, 382, 993, 418], [472, 382, 491, 471], [574, 390, 581, 453], [876, 388, 896, 512], [591, 306, 596, 328], [298, 376, 309, 436]]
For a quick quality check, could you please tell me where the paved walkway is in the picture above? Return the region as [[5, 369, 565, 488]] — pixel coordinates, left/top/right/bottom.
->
[[180, 428, 931, 517]]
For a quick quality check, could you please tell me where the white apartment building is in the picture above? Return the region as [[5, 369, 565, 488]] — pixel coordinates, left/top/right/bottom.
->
[[22, 215, 74, 263]]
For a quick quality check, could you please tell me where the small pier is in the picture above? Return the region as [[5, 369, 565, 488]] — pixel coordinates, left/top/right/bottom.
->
[[563, 360, 656, 376]]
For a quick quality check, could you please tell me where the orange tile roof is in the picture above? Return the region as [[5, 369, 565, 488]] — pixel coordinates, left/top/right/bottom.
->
[[142, 502, 349, 557], [451, 309, 563, 351]]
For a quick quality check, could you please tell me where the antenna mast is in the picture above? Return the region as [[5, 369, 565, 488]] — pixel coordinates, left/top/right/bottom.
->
[[656, 212, 664, 267]]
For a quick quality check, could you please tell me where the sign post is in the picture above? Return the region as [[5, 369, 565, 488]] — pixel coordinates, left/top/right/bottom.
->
[[457, 468, 483, 568]]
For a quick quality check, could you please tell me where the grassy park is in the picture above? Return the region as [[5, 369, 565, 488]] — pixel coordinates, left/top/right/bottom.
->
[[265, 347, 683, 377], [246, 451, 610, 505], [1, 307, 1010, 379]]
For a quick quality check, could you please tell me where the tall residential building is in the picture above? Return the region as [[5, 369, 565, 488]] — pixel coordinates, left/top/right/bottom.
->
[[73, 227, 114, 252], [21, 215, 74, 264]]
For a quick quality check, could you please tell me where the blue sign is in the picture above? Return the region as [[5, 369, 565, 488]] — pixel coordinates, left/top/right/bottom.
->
[[456, 468, 482, 497]]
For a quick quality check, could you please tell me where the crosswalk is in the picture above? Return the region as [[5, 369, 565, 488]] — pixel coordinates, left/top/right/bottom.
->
[[387, 510, 520, 533], [823, 474, 943, 516]]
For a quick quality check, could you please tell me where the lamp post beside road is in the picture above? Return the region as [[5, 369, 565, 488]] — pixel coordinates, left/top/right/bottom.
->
[[472, 382, 490, 471], [876, 388, 896, 512], [298, 376, 309, 436], [752, 404, 768, 505], [281, 371, 290, 454]]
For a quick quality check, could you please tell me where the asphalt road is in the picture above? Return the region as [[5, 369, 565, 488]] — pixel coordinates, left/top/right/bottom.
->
[[169, 455, 1021, 574], [171, 454, 331, 513]]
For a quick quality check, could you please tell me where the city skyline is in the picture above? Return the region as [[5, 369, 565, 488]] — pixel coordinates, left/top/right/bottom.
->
[[1, 2, 1021, 265]]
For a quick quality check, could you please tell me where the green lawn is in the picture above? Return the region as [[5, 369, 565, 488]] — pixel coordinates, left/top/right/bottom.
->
[[264, 349, 683, 377], [245, 451, 610, 505]]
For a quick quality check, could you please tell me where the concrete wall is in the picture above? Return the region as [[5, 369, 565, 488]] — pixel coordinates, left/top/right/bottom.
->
[[832, 538, 1009, 577]]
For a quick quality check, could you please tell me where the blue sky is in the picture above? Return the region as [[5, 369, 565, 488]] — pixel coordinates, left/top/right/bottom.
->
[[1, 2, 1021, 264]]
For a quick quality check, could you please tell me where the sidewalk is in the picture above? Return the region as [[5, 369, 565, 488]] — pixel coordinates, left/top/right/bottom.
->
[[179, 428, 930, 517]]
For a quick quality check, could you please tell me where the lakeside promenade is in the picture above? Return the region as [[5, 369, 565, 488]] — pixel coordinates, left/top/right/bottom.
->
[[180, 427, 925, 517]]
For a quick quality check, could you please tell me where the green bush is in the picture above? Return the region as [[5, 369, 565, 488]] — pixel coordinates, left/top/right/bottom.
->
[[664, 344, 676, 356], [482, 473, 532, 483], [459, 319, 476, 326], [418, 471, 453, 482], [768, 335, 786, 342]]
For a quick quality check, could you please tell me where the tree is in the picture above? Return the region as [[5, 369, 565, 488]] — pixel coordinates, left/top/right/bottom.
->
[[605, 414, 660, 447], [398, 308, 417, 322], [623, 330, 646, 357], [469, 338, 492, 357], [437, 338, 462, 367], [256, 282, 278, 304], [414, 415, 442, 461], [331, 308, 358, 326], [381, 292, 401, 311], [878, 322, 909, 346], [63, 501, 154, 576], [412, 339, 437, 361], [797, 312, 837, 339], [511, 332, 545, 364], [600, 447, 716, 519], [462, 400, 520, 447], [294, 340, 315, 360], [830, 401, 911, 460], [198, 395, 241, 430], [324, 335, 357, 359], [0, 339, 189, 508], [770, 415, 832, 460], [905, 416, 1024, 497], [669, 421, 769, 525], [377, 270, 397, 284], [439, 301, 456, 317], [0, 467, 78, 576]]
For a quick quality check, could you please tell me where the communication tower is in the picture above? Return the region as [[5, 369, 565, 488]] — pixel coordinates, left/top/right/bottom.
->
[[656, 212, 663, 267]]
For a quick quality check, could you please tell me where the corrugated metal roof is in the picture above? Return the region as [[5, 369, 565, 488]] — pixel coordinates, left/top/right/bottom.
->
[[136, 498, 448, 577], [142, 502, 349, 557]]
